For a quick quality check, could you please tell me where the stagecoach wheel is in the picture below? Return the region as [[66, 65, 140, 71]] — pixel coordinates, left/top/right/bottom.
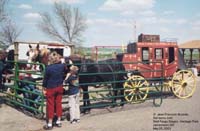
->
[[123, 75, 149, 103], [172, 70, 196, 99]]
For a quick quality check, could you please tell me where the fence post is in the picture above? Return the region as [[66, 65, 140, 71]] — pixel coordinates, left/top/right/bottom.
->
[[14, 42, 19, 61], [14, 62, 19, 100]]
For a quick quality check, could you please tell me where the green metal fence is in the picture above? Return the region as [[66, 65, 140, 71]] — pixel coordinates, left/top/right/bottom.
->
[[1, 60, 166, 118], [1, 61, 45, 118], [68, 60, 165, 111]]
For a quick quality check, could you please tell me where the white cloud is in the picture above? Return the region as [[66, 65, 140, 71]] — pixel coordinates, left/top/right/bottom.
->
[[191, 20, 200, 26], [87, 12, 97, 17], [120, 11, 136, 16], [159, 27, 171, 33], [163, 10, 175, 15], [86, 18, 132, 28], [158, 18, 172, 24], [99, 0, 155, 12], [139, 16, 158, 24], [18, 4, 32, 9], [175, 19, 187, 25], [39, 0, 84, 4], [120, 10, 156, 17], [139, 10, 156, 17], [191, 20, 200, 31], [139, 17, 186, 25], [86, 18, 113, 25], [115, 20, 131, 27], [24, 13, 41, 19]]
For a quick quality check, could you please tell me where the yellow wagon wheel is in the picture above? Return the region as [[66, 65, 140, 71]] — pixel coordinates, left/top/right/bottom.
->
[[172, 70, 196, 99], [123, 75, 149, 103]]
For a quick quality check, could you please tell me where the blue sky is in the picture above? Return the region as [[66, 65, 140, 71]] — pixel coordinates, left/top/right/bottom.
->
[[8, 0, 200, 47]]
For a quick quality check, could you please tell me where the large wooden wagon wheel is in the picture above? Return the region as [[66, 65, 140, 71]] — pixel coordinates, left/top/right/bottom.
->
[[123, 75, 149, 103], [171, 70, 196, 99]]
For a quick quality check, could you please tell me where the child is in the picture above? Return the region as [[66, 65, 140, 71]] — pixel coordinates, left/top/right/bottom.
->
[[65, 65, 80, 124]]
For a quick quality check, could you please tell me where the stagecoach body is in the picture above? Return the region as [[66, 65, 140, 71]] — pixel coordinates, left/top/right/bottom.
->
[[118, 41, 179, 78]]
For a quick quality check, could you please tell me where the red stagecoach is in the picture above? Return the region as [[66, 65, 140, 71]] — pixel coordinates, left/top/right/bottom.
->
[[117, 34, 196, 103]]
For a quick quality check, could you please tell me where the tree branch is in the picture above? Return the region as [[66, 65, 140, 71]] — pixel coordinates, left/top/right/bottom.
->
[[37, 2, 87, 46]]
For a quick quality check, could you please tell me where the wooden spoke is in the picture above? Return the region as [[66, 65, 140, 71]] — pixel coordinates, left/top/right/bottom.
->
[[130, 95, 134, 102], [173, 85, 182, 94], [124, 88, 133, 93], [135, 94, 138, 101], [138, 94, 143, 99], [124, 84, 133, 89]]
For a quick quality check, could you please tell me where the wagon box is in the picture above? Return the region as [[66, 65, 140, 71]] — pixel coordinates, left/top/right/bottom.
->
[[118, 41, 180, 78]]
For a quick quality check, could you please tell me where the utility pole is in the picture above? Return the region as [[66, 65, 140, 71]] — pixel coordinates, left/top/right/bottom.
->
[[134, 21, 137, 42]]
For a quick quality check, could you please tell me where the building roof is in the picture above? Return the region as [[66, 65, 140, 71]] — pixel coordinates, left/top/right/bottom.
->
[[179, 40, 200, 49]]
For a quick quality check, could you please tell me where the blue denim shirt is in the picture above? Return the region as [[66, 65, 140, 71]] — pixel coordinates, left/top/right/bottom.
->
[[42, 63, 66, 89]]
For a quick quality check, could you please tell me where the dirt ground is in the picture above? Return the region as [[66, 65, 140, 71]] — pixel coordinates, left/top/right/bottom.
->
[[1, 77, 200, 131]]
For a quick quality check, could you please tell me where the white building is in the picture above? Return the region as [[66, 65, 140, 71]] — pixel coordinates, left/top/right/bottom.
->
[[7, 41, 71, 61]]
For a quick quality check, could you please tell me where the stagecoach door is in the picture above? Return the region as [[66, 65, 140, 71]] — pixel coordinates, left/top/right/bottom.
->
[[153, 48, 163, 77], [153, 47, 177, 77], [164, 47, 177, 77], [139, 47, 164, 78]]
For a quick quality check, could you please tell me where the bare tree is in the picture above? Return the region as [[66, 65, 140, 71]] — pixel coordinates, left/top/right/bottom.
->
[[0, 0, 8, 23], [38, 2, 87, 46], [0, 19, 21, 48], [0, 0, 21, 48]]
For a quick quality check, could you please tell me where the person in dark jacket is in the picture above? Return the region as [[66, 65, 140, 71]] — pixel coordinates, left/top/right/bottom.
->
[[0, 50, 6, 89], [0, 53, 4, 89], [18, 76, 42, 107], [65, 65, 80, 124], [42, 51, 66, 130]]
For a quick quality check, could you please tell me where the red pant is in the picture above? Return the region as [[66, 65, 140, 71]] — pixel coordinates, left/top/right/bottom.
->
[[46, 86, 63, 119]]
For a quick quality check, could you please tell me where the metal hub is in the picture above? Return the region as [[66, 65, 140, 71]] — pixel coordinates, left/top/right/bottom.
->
[[181, 81, 187, 88]]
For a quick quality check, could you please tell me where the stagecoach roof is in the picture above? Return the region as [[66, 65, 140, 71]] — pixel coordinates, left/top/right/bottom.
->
[[179, 40, 200, 49]]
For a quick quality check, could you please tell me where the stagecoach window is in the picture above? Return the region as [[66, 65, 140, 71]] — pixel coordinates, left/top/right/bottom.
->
[[169, 47, 175, 63], [142, 47, 149, 63], [155, 48, 163, 59]]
